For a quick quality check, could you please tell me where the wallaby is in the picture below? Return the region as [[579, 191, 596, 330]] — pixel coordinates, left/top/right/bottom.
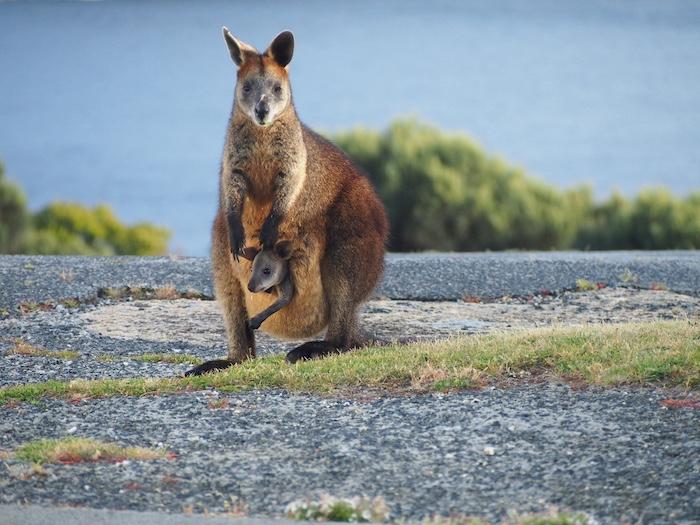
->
[[185, 27, 388, 376], [240, 241, 294, 330]]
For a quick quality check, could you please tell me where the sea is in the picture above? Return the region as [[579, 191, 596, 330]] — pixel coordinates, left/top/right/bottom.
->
[[1, 0, 699, 255]]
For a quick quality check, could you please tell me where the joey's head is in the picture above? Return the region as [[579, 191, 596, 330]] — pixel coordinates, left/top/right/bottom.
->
[[241, 241, 293, 293], [222, 27, 294, 127]]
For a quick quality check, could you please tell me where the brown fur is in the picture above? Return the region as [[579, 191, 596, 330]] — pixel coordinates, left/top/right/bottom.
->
[[188, 30, 387, 374]]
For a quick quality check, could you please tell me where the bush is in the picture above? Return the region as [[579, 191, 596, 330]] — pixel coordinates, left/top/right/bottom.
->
[[26, 202, 170, 255], [0, 161, 30, 253], [334, 119, 700, 251], [0, 160, 170, 255], [2, 123, 699, 254], [334, 120, 587, 251]]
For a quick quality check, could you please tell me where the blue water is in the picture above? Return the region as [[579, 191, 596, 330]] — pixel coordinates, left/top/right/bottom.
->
[[1, 0, 699, 255]]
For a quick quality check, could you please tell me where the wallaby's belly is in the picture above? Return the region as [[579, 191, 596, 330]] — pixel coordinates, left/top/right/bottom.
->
[[243, 273, 327, 339], [236, 228, 328, 340]]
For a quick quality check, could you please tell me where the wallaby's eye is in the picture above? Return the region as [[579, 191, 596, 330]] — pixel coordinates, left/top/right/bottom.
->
[[273, 84, 282, 95], [263, 268, 271, 275], [242, 82, 252, 93]]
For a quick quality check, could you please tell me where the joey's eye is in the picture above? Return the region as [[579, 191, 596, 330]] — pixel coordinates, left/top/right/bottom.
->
[[273, 84, 282, 95], [263, 268, 271, 275]]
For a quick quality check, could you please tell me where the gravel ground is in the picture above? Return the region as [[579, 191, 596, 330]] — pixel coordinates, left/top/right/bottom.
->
[[1, 386, 698, 524], [1, 255, 699, 524], [2, 252, 700, 312], [1, 287, 698, 387]]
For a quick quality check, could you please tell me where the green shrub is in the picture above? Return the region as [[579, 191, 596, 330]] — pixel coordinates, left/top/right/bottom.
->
[[574, 189, 700, 250], [334, 119, 700, 251], [3, 123, 699, 254], [27, 202, 170, 255], [0, 160, 170, 255], [334, 119, 587, 251], [0, 161, 30, 253]]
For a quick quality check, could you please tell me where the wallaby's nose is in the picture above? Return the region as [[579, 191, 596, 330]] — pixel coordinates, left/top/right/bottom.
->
[[255, 101, 269, 122]]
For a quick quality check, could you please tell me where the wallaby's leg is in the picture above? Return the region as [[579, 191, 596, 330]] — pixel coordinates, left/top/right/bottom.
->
[[185, 212, 254, 376], [249, 278, 294, 330], [285, 265, 359, 363], [286, 203, 385, 363]]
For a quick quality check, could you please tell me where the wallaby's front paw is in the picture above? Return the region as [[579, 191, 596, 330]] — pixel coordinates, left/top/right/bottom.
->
[[228, 223, 245, 262], [248, 317, 262, 330]]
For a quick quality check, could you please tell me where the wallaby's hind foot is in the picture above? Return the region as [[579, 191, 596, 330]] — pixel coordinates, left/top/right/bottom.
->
[[286, 341, 348, 363], [184, 359, 237, 377]]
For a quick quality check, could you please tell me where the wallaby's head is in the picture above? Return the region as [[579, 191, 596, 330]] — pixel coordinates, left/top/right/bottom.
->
[[241, 241, 293, 293], [222, 27, 294, 127]]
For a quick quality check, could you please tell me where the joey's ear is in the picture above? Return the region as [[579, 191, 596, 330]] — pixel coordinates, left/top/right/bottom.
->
[[240, 246, 259, 261], [222, 27, 257, 66], [264, 31, 294, 68], [274, 240, 293, 260]]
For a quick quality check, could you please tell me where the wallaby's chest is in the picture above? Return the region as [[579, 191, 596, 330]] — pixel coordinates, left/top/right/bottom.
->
[[235, 141, 279, 199], [230, 126, 300, 201]]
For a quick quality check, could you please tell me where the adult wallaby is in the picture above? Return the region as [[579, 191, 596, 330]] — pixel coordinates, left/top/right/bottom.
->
[[185, 28, 388, 376]]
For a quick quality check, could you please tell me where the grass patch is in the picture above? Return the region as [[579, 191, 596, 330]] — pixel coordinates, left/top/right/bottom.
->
[[132, 353, 203, 365], [59, 298, 80, 308], [286, 495, 389, 522], [618, 268, 639, 284], [424, 509, 591, 525], [14, 437, 168, 465], [5, 340, 79, 360], [17, 301, 54, 314], [574, 279, 597, 292], [0, 321, 698, 405]]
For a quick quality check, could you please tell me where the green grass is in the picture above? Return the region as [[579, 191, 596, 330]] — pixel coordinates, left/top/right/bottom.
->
[[5, 340, 79, 360], [14, 437, 167, 464], [132, 353, 203, 365], [1, 321, 698, 406]]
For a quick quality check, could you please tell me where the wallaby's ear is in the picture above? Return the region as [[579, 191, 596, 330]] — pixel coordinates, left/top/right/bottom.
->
[[240, 246, 259, 261], [222, 27, 257, 66], [264, 31, 294, 68], [274, 240, 293, 260]]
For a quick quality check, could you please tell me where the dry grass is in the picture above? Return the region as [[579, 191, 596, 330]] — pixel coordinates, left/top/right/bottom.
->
[[131, 353, 203, 365], [5, 340, 79, 360], [153, 285, 179, 300], [14, 437, 168, 465], [207, 398, 230, 409], [424, 508, 591, 525], [574, 279, 597, 292]]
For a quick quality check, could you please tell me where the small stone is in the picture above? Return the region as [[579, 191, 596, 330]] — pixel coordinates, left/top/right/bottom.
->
[[483, 446, 496, 456], [66, 426, 78, 434]]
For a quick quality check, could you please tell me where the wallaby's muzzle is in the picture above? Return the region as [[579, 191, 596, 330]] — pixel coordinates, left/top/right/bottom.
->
[[255, 100, 270, 124]]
